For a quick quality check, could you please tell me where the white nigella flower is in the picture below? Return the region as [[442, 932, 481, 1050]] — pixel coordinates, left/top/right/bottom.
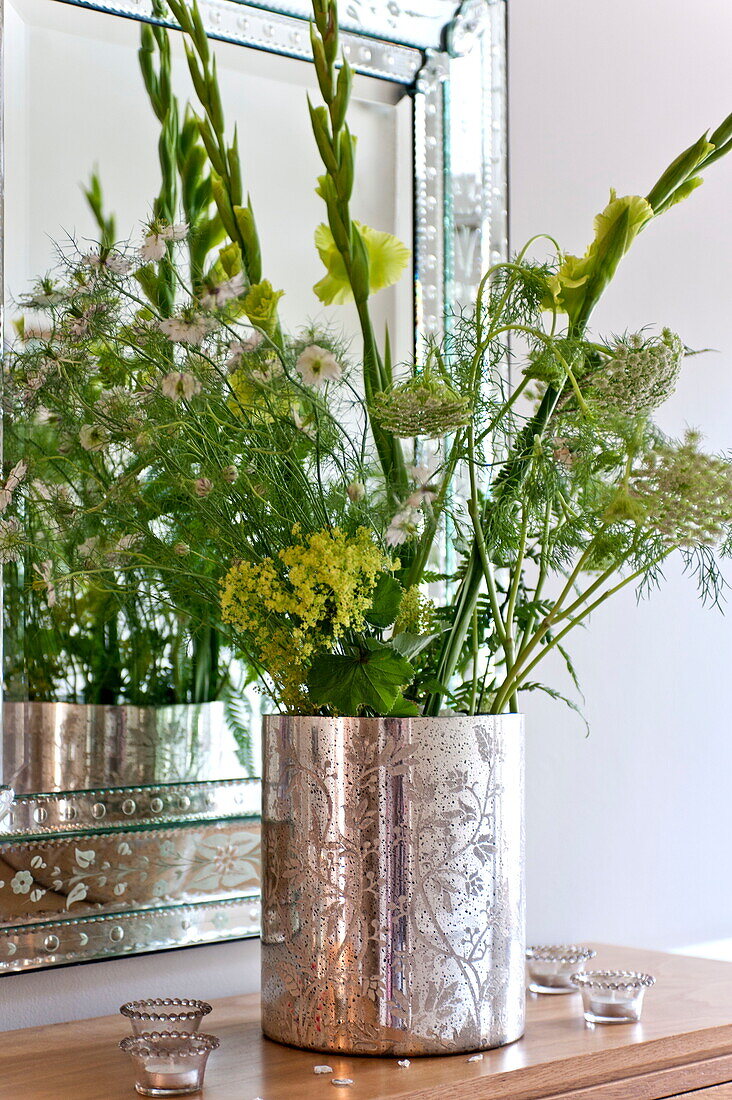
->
[[386, 506, 421, 547], [226, 333, 264, 370], [159, 315, 214, 346], [291, 405, 315, 439], [35, 406, 56, 425], [173, 541, 190, 556], [406, 463, 438, 506], [79, 424, 108, 452], [78, 536, 99, 560], [193, 477, 213, 497], [67, 304, 105, 339], [347, 481, 366, 502], [250, 354, 284, 385], [22, 323, 53, 343], [0, 461, 27, 513], [33, 559, 57, 607], [200, 273, 245, 310], [104, 253, 133, 275], [221, 465, 238, 484], [139, 222, 189, 262], [0, 517, 23, 563], [161, 371, 202, 402], [295, 345, 342, 389], [19, 286, 67, 308]]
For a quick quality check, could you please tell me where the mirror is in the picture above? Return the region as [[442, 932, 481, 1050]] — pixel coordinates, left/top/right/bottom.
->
[[0, 0, 507, 970]]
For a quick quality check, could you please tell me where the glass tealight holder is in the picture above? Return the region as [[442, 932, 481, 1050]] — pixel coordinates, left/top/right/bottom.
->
[[525, 945, 597, 994], [120, 999, 212, 1035], [119, 1032, 220, 1096], [571, 970, 656, 1024]]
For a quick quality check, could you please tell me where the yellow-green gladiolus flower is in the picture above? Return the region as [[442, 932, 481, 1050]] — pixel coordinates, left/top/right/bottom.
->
[[313, 222, 411, 305], [543, 191, 653, 324], [243, 280, 284, 336]]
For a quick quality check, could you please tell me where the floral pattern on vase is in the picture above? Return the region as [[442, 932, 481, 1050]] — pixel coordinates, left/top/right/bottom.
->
[[261, 715, 525, 1055]]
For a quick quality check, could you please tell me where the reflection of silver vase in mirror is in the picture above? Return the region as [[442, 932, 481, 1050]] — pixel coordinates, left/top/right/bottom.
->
[[2, 701, 251, 794], [261, 715, 525, 1056]]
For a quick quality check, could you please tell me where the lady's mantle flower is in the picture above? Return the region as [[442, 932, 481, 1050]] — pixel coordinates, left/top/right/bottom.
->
[[200, 273, 245, 310], [159, 315, 214, 346], [373, 377, 471, 438], [0, 517, 23, 563], [220, 526, 395, 710], [590, 328, 685, 416], [79, 424, 108, 452], [386, 507, 421, 547], [0, 461, 27, 512], [295, 345, 342, 389], [161, 371, 202, 402], [139, 222, 189, 262], [629, 431, 732, 547]]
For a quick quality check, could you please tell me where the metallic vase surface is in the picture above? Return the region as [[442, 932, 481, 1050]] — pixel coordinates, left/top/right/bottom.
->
[[2, 701, 247, 794], [261, 715, 525, 1055]]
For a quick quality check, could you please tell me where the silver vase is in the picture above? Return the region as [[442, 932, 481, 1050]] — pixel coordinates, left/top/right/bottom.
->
[[261, 715, 525, 1056]]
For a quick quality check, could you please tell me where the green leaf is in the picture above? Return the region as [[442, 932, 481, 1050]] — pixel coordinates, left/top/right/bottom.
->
[[307, 640, 413, 716], [364, 573, 403, 628], [389, 632, 439, 661], [387, 694, 420, 718]]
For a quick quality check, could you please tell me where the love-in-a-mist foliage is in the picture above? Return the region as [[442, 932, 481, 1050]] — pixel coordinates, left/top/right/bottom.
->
[[4, 0, 732, 721]]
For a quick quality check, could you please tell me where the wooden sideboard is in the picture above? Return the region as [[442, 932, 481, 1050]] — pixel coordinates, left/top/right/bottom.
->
[[3, 945, 732, 1099]]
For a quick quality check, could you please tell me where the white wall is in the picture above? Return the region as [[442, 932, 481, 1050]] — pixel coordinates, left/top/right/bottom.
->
[[510, 0, 732, 949]]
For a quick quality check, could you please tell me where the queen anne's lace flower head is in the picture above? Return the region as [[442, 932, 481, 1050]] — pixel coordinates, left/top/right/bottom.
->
[[590, 328, 684, 416], [629, 431, 732, 547], [372, 377, 471, 438]]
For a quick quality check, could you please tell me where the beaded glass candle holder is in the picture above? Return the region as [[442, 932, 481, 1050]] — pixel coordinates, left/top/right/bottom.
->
[[571, 970, 656, 1024], [525, 945, 597, 994], [119, 1032, 220, 1096], [120, 999, 212, 1036]]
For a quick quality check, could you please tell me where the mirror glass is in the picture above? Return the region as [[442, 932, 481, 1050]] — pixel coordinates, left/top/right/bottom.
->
[[1, 0, 415, 963]]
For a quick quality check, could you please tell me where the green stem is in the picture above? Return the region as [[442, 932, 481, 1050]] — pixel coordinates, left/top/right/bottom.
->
[[491, 553, 670, 711]]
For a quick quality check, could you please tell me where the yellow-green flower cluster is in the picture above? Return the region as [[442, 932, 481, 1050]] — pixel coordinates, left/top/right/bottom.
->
[[393, 585, 434, 635], [220, 526, 395, 710]]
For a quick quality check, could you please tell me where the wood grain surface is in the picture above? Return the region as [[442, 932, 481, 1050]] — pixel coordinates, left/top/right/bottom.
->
[[2, 945, 732, 1100]]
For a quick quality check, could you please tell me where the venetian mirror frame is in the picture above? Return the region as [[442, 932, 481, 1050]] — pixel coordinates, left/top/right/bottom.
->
[[0, 0, 507, 972]]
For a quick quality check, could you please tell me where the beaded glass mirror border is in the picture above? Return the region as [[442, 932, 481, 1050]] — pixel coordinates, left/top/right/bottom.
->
[[0, 0, 507, 972]]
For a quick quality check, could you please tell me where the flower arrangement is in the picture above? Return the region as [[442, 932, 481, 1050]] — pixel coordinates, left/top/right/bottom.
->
[[4, 0, 732, 724]]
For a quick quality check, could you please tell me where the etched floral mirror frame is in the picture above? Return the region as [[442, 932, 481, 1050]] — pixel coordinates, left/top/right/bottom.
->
[[0, 0, 507, 972]]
